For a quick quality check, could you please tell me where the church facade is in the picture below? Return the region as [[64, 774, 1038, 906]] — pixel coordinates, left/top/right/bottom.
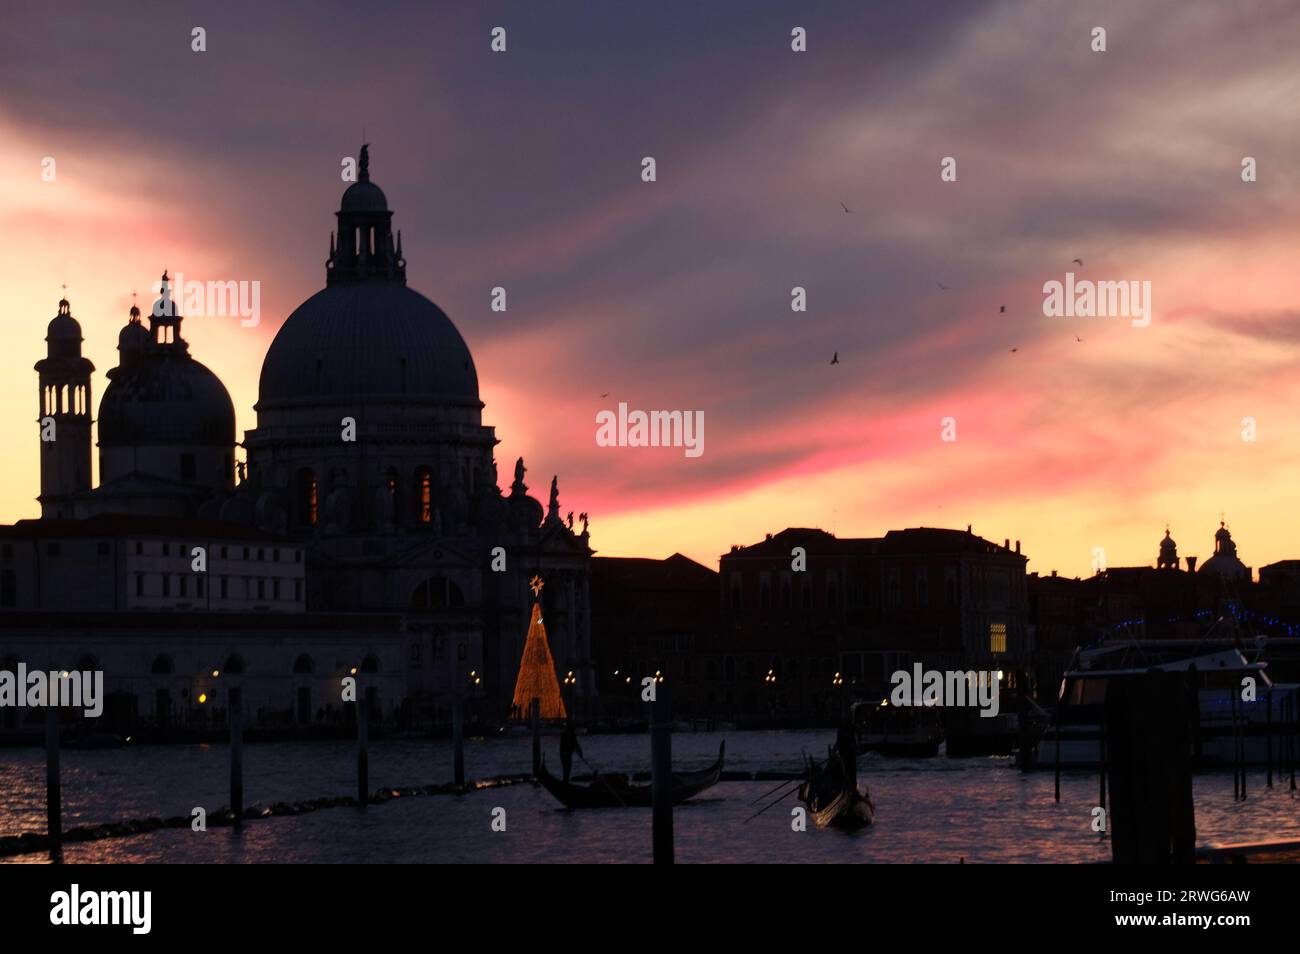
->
[[1, 148, 593, 733]]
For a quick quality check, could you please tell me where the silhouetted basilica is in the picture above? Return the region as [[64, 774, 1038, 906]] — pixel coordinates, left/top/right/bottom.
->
[[2, 148, 592, 734]]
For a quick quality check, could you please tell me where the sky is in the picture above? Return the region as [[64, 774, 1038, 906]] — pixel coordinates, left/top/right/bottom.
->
[[2, 0, 1299, 578]]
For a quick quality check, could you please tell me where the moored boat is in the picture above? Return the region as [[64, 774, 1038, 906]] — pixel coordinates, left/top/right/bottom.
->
[[798, 750, 874, 830], [536, 741, 725, 809]]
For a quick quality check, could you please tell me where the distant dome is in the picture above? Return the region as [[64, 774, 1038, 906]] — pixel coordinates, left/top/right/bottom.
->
[[1160, 530, 1177, 551], [117, 307, 150, 355], [340, 179, 388, 213], [99, 355, 235, 447], [257, 283, 478, 408]]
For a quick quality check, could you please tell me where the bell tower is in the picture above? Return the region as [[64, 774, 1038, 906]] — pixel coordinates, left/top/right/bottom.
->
[[34, 296, 95, 518]]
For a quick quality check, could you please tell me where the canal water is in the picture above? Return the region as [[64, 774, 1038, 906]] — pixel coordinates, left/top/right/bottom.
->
[[2, 730, 1296, 862]]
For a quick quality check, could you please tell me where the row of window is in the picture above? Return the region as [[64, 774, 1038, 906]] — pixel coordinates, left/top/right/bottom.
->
[[133, 541, 302, 563], [25, 541, 303, 563], [294, 464, 481, 528], [133, 574, 303, 602], [145, 653, 381, 675], [41, 383, 88, 416]]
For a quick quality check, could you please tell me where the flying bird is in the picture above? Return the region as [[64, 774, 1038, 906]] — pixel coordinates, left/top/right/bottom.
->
[[831, 352, 839, 365], [1009, 348, 1019, 354], [936, 282, 950, 291], [1071, 258, 1083, 266], [840, 201, 853, 214], [600, 392, 609, 398], [999, 305, 1006, 313], [1074, 335, 1083, 343]]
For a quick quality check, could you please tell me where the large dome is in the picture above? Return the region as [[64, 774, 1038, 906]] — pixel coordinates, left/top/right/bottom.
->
[[99, 354, 235, 447], [257, 280, 479, 409]]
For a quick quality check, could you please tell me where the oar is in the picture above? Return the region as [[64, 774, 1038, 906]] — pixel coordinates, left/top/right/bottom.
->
[[750, 777, 801, 805], [579, 753, 627, 807], [742, 784, 800, 824]]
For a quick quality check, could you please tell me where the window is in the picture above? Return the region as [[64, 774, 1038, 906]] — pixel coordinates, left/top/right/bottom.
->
[[47, 543, 59, 556], [409, 643, 422, 668], [257, 579, 266, 600], [135, 541, 143, 556], [294, 580, 302, 601], [296, 468, 318, 526], [97, 541, 109, 556], [409, 576, 466, 609], [163, 543, 169, 556], [220, 577, 229, 599], [196, 577, 205, 598], [180, 454, 196, 481], [882, 568, 900, 610], [273, 580, 281, 600], [990, 623, 1007, 655], [416, 467, 432, 524], [179, 576, 188, 598], [221, 547, 228, 559], [1, 544, 12, 560], [916, 569, 929, 609], [136, 574, 144, 597], [0, 570, 15, 607]]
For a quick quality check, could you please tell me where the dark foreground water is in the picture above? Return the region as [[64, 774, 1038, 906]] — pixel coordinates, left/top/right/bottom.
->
[[2, 730, 1296, 863]]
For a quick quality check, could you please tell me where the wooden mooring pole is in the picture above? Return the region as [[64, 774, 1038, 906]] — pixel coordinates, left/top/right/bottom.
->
[[357, 693, 369, 806], [1267, 687, 1274, 789], [230, 689, 244, 826], [452, 693, 465, 789], [650, 685, 674, 864], [1104, 671, 1195, 864], [45, 706, 62, 851], [530, 697, 541, 776]]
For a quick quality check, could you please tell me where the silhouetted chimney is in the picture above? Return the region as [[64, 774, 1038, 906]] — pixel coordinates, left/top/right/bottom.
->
[[1004, 538, 1010, 550], [1015, 540, 1021, 554], [1051, 569, 1058, 578], [1186, 556, 1198, 573]]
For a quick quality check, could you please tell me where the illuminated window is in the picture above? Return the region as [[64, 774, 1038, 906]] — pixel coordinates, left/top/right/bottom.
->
[[416, 467, 432, 524], [990, 623, 1007, 654], [296, 468, 317, 526]]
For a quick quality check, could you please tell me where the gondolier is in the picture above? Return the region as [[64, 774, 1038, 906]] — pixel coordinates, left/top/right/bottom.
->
[[560, 717, 583, 783]]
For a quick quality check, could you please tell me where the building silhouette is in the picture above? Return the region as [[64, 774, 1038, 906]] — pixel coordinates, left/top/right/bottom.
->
[[1, 148, 592, 734]]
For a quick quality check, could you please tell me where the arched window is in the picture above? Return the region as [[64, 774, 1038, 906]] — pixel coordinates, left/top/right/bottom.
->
[[296, 468, 318, 526], [150, 654, 174, 674], [409, 576, 466, 610], [224, 654, 247, 674], [292, 654, 314, 674], [415, 467, 432, 524], [360, 654, 380, 673], [0, 569, 15, 608]]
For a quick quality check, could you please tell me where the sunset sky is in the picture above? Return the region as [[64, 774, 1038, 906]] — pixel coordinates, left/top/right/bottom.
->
[[3, 0, 1300, 578]]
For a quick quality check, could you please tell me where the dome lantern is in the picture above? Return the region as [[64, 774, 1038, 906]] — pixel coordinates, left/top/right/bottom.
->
[[327, 144, 406, 286]]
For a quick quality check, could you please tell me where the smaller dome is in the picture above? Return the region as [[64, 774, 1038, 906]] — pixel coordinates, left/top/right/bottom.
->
[[1160, 529, 1176, 551], [1215, 522, 1232, 542], [118, 307, 150, 354], [46, 299, 82, 341], [340, 179, 388, 213]]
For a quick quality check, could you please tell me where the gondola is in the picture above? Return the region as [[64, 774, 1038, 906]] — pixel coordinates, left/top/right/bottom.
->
[[536, 741, 725, 809], [798, 750, 874, 830]]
